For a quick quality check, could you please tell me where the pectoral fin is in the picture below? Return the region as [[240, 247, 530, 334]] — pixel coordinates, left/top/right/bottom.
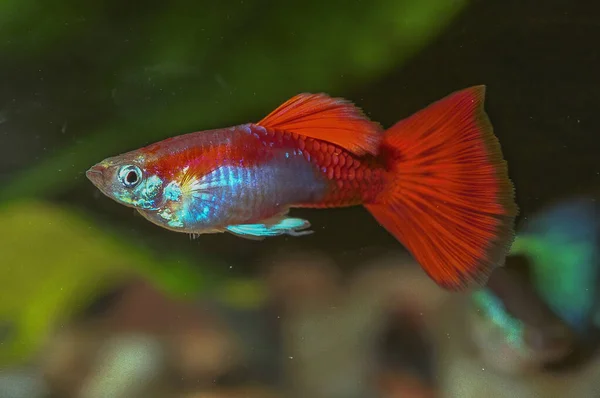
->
[[226, 217, 312, 240]]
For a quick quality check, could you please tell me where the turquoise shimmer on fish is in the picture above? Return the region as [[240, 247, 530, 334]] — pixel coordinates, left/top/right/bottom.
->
[[472, 288, 527, 349], [86, 86, 518, 291]]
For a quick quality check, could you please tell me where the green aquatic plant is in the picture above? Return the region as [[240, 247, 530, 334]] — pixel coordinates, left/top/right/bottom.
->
[[0, 200, 217, 366], [1, 0, 468, 202]]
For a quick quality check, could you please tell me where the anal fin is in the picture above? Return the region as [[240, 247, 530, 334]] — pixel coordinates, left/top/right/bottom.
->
[[226, 217, 312, 240]]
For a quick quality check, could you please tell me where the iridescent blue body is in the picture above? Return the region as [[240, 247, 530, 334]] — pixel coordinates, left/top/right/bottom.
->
[[138, 127, 331, 236], [87, 123, 375, 238]]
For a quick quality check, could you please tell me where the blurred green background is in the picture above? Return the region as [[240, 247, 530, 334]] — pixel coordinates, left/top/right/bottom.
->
[[0, 0, 598, 391]]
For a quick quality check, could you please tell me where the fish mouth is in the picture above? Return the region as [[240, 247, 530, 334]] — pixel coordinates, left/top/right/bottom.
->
[[86, 164, 106, 188]]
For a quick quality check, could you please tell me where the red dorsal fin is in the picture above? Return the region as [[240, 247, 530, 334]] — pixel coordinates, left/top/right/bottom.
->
[[256, 93, 383, 156], [364, 86, 518, 291]]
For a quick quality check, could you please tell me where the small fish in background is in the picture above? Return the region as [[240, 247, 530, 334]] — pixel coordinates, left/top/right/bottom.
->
[[470, 196, 600, 371], [511, 197, 599, 335], [87, 86, 518, 290]]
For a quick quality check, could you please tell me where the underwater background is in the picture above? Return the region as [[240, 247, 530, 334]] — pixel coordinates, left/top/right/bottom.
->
[[1, 0, 599, 397]]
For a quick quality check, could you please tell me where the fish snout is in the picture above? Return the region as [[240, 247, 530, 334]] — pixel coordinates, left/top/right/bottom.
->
[[86, 164, 107, 188]]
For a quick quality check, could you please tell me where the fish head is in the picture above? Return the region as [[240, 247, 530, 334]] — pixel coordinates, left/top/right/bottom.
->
[[86, 152, 165, 211]]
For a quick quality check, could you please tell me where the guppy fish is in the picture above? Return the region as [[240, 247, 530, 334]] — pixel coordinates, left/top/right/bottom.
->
[[87, 86, 518, 290]]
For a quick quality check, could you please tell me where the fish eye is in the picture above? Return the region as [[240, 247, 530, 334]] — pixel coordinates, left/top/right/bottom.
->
[[118, 165, 142, 188]]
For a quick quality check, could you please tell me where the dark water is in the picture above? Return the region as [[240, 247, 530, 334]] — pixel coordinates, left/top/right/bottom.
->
[[1, 2, 600, 398], [1, 0, 598, 273]]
